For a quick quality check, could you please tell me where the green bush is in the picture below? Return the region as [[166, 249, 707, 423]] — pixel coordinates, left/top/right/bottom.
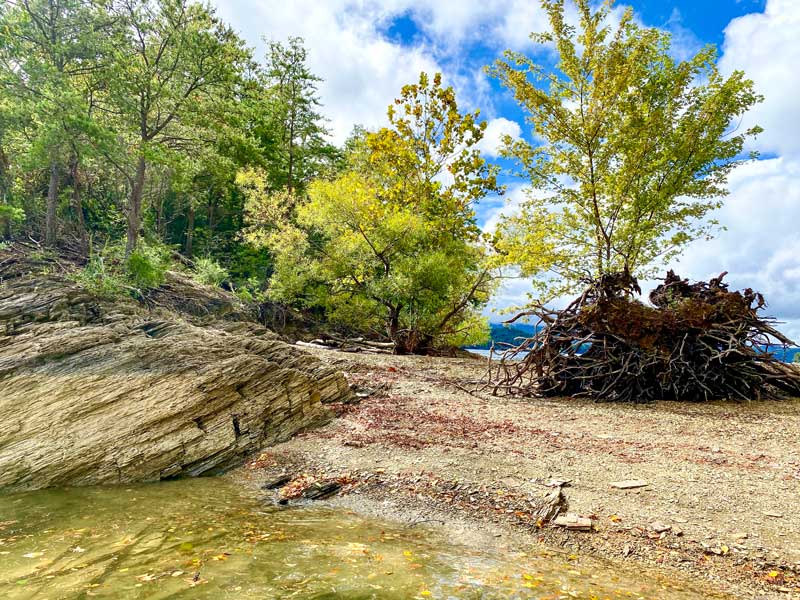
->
[[70, 255, 126, 298], [72, 239, 173, 297], [794, 353, 800, 364], [126, 245, 169, 290], [233, 276, 265, 304], [0, 204, 25, 224], [193, 257, 229, 287]]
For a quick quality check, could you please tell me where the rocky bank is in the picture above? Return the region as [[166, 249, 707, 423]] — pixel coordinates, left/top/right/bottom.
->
[[0, 245, 351, 492]]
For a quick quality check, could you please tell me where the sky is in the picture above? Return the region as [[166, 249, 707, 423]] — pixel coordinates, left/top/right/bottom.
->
[[212, 0, 800, 338]]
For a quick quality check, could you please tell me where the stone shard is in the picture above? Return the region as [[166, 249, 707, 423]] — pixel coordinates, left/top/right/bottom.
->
[[0, 247, 352, 492], [610, 479, 649, 490], [553, 513, 593, 531]]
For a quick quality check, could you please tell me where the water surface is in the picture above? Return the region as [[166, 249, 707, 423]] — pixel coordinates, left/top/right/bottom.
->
[[0, 478, 719, 599]]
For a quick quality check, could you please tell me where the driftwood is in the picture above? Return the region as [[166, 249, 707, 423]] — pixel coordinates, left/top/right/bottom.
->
[[485, 270, 800, 402], [296, 335, 395, 354]]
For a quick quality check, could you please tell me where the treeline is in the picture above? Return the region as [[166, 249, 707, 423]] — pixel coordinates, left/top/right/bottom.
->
[[0, 0, 335, 269], [0, 0, 500, 353], [0, 0, 762, 354]]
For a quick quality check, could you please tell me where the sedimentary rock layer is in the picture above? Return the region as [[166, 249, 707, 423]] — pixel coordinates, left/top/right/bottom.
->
[[0, 248, 350, 491]]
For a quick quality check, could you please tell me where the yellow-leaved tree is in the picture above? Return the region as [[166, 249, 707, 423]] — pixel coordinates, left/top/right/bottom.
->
[[240, 73, 503, 353], [489, 0, 763, 300]]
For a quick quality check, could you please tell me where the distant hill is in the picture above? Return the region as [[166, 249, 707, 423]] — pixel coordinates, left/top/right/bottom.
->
[[467, 322, 539, 349], [764, 346, 800, 363], [469, 323, 800, 363]]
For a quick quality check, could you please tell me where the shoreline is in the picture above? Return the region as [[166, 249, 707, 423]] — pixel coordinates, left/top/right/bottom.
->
[[233, 348, 800, 599]]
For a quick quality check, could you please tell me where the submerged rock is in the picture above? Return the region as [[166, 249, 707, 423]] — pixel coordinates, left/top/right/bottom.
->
[[0, 246, 351, 492]]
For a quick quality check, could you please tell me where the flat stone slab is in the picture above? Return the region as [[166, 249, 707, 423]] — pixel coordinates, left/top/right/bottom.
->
[[553, 513, 593, 531], [610, 479, 649, 489]]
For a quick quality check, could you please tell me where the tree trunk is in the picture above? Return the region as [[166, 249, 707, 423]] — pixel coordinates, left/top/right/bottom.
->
[[185, 202, 195, 257], [287, 112, 295, 194], [155, 196, 166, 241], [125, 155, 147, 255], [387, 306, 403, 354], [70, 156, 88, 256], [45, 160, 59, 247], [206, 197, 216, 253]]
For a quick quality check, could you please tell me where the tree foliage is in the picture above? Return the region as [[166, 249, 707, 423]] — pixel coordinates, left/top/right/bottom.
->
[[489, 0, 763, 300], [262, 37, 337, 194], [243, 73, 501, 353], [0, 0, 769, 357]]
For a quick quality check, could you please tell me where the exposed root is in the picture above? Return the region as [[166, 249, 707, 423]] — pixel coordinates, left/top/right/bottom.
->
[[484, 271, 800, 402]]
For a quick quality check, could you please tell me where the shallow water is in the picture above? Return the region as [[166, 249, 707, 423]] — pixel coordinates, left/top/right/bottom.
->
[[0, 478, 714, 599]]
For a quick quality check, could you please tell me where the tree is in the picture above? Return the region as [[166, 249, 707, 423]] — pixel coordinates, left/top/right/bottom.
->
[[104, 0, 249, 254], [489, 0, 763, 299], [244, 73, 502, 353], [263, 37, 336, 195], [0, 0, 110, 248]]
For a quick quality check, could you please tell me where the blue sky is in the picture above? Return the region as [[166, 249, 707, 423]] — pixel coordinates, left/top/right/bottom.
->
[[213, 0, 800, 336]]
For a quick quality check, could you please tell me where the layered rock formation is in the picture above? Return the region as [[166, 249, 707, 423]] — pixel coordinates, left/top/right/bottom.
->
[[0, 246, 351, 492]]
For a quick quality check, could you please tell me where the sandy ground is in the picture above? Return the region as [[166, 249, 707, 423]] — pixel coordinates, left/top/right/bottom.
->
[[233, 349, 800, 599]]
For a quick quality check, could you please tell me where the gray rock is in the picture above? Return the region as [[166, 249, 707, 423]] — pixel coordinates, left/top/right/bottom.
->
[[0, 248, 351, 492]]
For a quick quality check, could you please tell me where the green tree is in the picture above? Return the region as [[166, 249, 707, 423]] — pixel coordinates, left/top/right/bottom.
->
[[489, 0, 763, 299], [244, 73, 501, 353], [263, 37, 337, 194], [103, 0, 249, 254], [0, 0, 110, 248]]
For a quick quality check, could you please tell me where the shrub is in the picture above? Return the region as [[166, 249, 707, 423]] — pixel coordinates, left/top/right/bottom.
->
[[72, 239, 173, 297], [0, 205, 25, 234], [70, 255, 126, 298], [194, 257, 229, 287], [126, 245, 169, 290]]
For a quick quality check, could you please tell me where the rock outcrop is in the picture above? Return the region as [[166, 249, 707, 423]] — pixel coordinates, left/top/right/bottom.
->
[[0, 246, 351, 492]]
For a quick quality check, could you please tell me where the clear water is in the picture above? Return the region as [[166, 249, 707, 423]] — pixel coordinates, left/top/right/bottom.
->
[[0, 478, 717, 599]]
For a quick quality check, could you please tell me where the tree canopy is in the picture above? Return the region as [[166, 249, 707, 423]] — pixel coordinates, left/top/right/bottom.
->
[[489, 0, 762, 300], [242, 73, 501, 353], [0, 0, 766, 354]]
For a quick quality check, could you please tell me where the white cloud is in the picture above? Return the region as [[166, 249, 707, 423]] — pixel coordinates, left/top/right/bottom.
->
[[213, 0, 441, 143], [667, 0, 800, 339], [480, 183, 530, 234], [675, 157, 800, 340], [719, 0, 800, 157], [475, 117, 521, 158], [210, 0, 557, 142]]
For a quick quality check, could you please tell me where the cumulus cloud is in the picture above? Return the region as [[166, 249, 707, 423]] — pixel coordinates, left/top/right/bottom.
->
[[675, 157, 800, 339], [474, 117, 522, 158], [210, 0, 558, 142], [668, 0, 800, 337], [213, 0, 441, 143], [719, 0, 800, 157], [480, 183, 530, 234]]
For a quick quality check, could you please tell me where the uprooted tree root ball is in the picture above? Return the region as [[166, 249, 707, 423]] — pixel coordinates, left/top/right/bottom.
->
[[484, 271, 800, 402]]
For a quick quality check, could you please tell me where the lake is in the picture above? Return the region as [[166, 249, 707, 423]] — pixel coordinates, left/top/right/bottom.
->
[[0, 477, 719, 599]]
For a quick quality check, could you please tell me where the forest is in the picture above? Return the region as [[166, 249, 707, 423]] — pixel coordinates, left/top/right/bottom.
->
[[0, 0, 764, 358]]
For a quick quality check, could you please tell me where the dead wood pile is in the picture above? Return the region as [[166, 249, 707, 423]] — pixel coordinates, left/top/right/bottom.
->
[[485, 271, 800, 402]]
